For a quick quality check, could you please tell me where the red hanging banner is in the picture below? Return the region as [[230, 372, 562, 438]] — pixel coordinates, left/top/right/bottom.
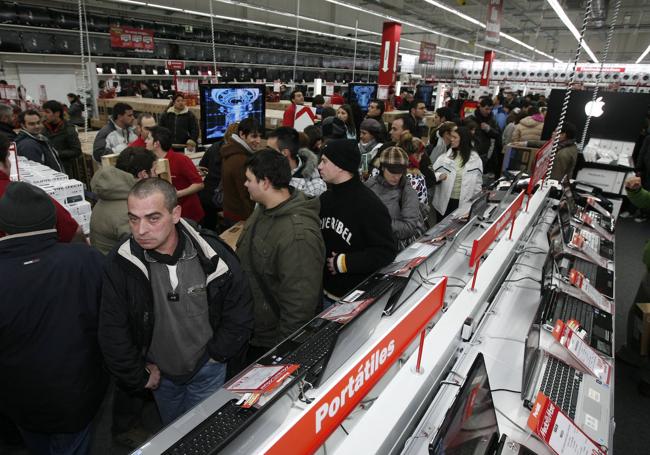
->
[[479, 50, 495, 87], [110, 26, 155, 52], [378, 22, 402, 86], [485, 0, 503, 45], [419, 42, 437, 65]]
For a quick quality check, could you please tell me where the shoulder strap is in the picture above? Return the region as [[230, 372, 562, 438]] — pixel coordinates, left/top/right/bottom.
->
[[247, 220, 282, 318]]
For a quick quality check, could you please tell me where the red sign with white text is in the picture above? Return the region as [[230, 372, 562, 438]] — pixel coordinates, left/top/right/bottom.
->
[[110, 26, 154, 52], [264, 279, 448, 454], [485, 0, 503, 44], [378, 22, 402, 86], [577, 66, 625, 73], [480, 51, 495, 87], [469, 190, 525, 268], [525, 139, 554, 209], [527, 392, 606, 455], [166, 60, 185, 71]]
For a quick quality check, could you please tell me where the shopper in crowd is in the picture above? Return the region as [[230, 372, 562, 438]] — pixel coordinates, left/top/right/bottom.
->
[[41, 100, 82, 179], [0, 104, 16, 141], [282, 89, 305, 128], [0, 134, 80, 242], [318, 139, 396, 305], [99, 178, 253, 426], [198, 122, 239, 231], [221, 117, 262, 224], [382, 115, 417, 153], [427, 121, 457, 163], [330, 87, 345, 105], [0, 181, 107, 455], [237, 149, 325, 362], [67, 93, 85, 127], [365, 99, 388, 142], [159, 93, 199, 152], [93, 102, 137, 161], [501, 106, 523, 153], [336, 104, 357, 140], [365, 146, 423, 248], [303, 124, 324, 156], [313, 95, 326, 116], [492, 94, 508, 131], [398, 90, 414, 109], [267, 127, 326, 197], [511, 106, 545, 143], [358, 118, 384, 177], [15, 109, 63, 172], [432, 126, 483, 218], [129, 113, 157, 148], [321, 116, 348, 144], [398, 132, 435, 203], [432, 107, 455, 130], [408, 100, 428, 138], [467, 97, 501, 177], [515, 122, 578, 182], [90, 146, 157, 255], [146, 126, 204, 223]]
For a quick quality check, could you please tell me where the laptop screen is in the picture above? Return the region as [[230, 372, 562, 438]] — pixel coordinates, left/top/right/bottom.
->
[[521, 320, 541, 401], [557, 200, 572, 244], [428, 354, 499, 455]]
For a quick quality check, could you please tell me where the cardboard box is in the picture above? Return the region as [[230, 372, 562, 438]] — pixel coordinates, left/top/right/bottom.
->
[[631, 303, 650, 356], [219, 221, 245, 251]]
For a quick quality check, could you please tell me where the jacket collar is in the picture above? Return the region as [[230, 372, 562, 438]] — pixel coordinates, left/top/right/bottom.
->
[[166, 106, 189, 115], [230, 134, 253, 154], [17, 129, 47, 142], [0, 230, 58, 256]]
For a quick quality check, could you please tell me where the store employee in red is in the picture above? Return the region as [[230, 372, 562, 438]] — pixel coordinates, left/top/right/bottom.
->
[[146, 126, 205, 222]]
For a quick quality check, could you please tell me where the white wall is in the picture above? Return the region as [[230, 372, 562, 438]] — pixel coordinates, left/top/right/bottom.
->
[[15, 64, 80, 104]]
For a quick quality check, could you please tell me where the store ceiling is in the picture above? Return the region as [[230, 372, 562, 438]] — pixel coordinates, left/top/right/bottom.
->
[[56, 0, 650, 64]]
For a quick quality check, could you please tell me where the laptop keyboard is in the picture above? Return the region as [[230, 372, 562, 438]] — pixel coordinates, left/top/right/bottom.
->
[[552, 295, 594, 340], [163, 400, 258, 455], [574, 258, 598, 282], [580, 229, 599, 250], [277, 323, 339, 372], [359, 275, 397, 301], [540, 356, 583, 419]]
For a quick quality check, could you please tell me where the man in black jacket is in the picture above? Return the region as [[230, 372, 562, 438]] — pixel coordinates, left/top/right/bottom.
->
[[468, 98, 502, 177], [318, 139, 396, 305], [0, 182, 107, 454], [0, 104, 16, 141], [99, 178, 253, 425], [14, 110, 63, 172], [42, 100, 82, 179]]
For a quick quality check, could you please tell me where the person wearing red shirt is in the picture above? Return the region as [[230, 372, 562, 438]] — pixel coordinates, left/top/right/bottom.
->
[[146, 126, 205, 222], [128, 113, 157, 149], [282, 90, 305, 128], [0, 134, 80, 242], [330, 88, 345, 105]]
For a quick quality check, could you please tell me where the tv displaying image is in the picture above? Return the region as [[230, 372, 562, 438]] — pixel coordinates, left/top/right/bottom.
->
[[200, 84, 266, 143], [347, 83, 378, 112], [416, 84, 434, 109]]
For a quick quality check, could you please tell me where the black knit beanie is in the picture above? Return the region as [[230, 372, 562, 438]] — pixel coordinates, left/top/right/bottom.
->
[[0, 182, 56, 234], [321, 139, 361, 174]]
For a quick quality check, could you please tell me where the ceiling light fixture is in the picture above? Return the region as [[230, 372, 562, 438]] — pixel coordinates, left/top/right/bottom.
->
[[545, 0, 599, 63], [635, 43, 650, 64]]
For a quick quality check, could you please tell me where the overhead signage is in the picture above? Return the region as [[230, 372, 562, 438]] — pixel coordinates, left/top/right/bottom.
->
[[576, 66, 625, 73], [480, 50, 495, 87], [485, 0, 503, 44], [419, 42, 437, 65], [166, 60, 185, 71], [264, 278, 448, 454], [378, 22, 402, 86], [110, 26, 154, 52]]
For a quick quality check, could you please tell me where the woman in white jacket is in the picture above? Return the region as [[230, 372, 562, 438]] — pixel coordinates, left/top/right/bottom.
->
[[432, 126, 483, 218]]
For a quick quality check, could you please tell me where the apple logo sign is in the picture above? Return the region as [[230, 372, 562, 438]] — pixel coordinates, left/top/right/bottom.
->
[[584, 96, 605, 117]]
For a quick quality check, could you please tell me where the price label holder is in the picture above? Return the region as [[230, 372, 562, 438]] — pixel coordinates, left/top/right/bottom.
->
[[552, 320, 612, 385], [528, 392, 607, 455], [579, 213, 614, 243], [568, 269, 613, 314], [568, 233, 610, 270]]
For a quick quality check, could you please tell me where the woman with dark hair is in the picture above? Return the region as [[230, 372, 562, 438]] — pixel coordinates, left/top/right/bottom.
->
[[431, 126, 483, 218], [159, 92, 199, 151], [66, 93, 85, 127], [336, 104, 357, 140]]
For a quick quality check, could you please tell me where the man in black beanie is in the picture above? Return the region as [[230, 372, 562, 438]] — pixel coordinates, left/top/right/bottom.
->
[[318, 139, 397, 307], [0, 182, 107, 454]]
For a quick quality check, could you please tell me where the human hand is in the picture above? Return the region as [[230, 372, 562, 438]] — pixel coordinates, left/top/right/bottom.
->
[[438, 173, 448, 181], [327, 252, 338, 275], [144, 363, 161, 390], [480, 122, 490, 132], [625, 176, 642, 191]]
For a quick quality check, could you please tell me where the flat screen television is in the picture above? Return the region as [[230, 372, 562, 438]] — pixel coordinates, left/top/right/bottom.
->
[[416, 84, 435, 110], [200, 84, 266, 144], [347, 83, 378, 112]]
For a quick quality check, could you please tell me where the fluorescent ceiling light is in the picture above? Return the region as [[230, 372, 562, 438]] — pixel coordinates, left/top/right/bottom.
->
[[636, 44, 650, 63], [546, 0, 598, 63]]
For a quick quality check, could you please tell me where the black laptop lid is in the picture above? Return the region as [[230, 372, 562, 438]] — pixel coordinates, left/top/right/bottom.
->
[[557, 200, 572, 244], [428, 353, 500, 455], [521, 319, 541, 402]]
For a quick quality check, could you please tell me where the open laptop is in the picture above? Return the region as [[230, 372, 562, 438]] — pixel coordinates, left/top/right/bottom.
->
[[521, 318, 611, 447], [488, 171, 525, 204], [548, 227, 614, 299], [562, 177, 614, 233], [558, 199, 614, 260], [427, 354, 535, 455]]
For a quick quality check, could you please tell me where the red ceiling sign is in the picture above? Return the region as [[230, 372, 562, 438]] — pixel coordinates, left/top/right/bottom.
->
[[110, 26, 155, 52], [378, 22, 402, 86], [419, 42, 437, 65], [480, 50, 495, 87]]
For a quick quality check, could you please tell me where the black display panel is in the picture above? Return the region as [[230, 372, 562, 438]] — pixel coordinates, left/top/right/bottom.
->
[[347, 83, 378, 112], [200, 84, 265, 143]]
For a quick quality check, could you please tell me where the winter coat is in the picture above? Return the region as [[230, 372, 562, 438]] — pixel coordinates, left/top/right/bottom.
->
[[0, 231, 107, 433], [468, 109, 501, 159], [43, 121, 82, 178], [236, 190, 325, 348], [627, 187, 650, 271], [290, 148, 327, 197], [527, 139, 578, 182], [159, 106, 199, 146], [511, 114, 544, 143], [14, 130, 63, 172], [365, 174, 423, 241], [93, 118, 137, 162], [0, 122, 16, 141], [68, 100, 85, 126], [98, 219, 254, 391], [432, 149, 483, 215], [90, 166, 136, 255], [427, 130, 449, 163], [220, 136, 255, 222]]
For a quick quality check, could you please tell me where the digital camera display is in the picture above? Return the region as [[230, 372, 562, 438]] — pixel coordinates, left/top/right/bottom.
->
[[200, 84, 266, 143], [348, 83, 378, 112]]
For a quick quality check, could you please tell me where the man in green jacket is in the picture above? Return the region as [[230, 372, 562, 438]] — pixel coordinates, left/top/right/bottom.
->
[[237, 148, 326, 363], [42, 100, 82, 180], [625, 176, 650, 270]]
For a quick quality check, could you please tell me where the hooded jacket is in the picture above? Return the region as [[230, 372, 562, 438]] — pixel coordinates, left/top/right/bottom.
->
[[89, 166, 136, 255], [99, 219, 254, 391], [0, 231, 107, 433], [43, 120, 82, 178], [221, 135, 255, 221], [159, 106, 199, 146], [92, 118, 137, 162], [290, 148, 327, 197], [15, 130, 63, 172], [236, 190, 325, 348], [512, 114, 544, 143], [365, 174, 423, 241], [432, 149, 483, 215]]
